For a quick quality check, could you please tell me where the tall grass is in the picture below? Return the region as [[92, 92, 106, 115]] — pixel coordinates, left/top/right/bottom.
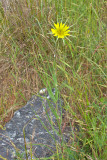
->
[[0, 0, 106, 159]]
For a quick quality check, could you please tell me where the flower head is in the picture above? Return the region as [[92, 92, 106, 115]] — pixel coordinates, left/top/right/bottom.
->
[[51, 22, 70, 38]]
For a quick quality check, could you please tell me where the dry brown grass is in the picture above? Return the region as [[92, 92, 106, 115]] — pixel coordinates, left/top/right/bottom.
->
[[0, 53, 43, 125], [0, 0, 106, 158]]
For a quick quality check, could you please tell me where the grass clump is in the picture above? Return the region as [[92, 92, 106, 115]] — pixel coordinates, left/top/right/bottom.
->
[[0, 0, 106, 159]]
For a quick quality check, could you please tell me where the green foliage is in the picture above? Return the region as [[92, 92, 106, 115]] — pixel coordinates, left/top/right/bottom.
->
[[78, 98, 107, 159], [0, 0, 106, 159]]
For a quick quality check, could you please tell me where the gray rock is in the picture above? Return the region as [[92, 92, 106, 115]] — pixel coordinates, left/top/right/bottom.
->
[[0, 89, 72, 160]]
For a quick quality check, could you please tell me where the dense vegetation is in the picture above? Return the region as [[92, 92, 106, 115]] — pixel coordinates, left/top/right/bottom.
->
[[0, 0, 106, 159]]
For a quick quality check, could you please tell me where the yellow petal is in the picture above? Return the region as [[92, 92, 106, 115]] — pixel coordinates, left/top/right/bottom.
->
[[51, 22, 70, 38], [63, 25, 69, 31], [51, 29, 56, 34], [60, 23, 65, 29], [54, 23, 59, 29]]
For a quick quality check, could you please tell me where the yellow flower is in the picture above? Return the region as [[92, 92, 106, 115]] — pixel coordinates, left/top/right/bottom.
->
[[51, 22, 70, 38]]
